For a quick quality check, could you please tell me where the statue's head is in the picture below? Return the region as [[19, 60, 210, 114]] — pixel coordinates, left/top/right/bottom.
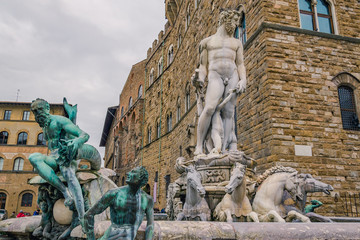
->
[[126, 166, 149, 188], [31, 98, 51, 127], [219, 9, 241, 35]]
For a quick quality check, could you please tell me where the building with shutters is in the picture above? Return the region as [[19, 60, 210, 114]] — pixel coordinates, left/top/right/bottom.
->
[[0, 101, 64, 215]]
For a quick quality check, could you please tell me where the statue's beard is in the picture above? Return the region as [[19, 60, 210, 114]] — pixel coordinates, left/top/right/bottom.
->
[[225, 22, 236, 35], [36, 113, 50, 127]]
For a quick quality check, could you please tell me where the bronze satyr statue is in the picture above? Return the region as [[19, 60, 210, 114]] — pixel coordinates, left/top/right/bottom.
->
[[83, 166, 154, 240], [29, 98, 101, 227]]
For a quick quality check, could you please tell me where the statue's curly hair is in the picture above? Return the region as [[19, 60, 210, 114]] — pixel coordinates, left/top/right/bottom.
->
[[219, 9, 241, 26], [31, 98, 50, 111]]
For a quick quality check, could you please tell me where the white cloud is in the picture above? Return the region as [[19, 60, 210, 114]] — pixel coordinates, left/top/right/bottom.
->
[[0, 0, 166, 158]]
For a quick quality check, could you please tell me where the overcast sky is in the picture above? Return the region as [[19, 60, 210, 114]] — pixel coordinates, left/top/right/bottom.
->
[[0, 1, 166, 158]]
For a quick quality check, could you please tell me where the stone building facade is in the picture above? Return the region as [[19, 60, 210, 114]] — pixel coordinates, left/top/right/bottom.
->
[[103, 0, 360, 214], [101, 60, 146, 186], [0, 101, 64, 216]]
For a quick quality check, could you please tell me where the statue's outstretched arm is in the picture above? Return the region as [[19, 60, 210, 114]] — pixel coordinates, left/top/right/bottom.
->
[[145, 196, 154, 240], [235, 43, 247, 93], [83, 190, 115, 240]]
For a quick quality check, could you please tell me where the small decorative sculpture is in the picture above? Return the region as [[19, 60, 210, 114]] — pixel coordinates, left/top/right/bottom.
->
[[305, 200, 323, 214], [214, 162, 258, 222], [193, 9, 247, 156], [252, 166, 310, 222], [83, 166, 154, 240], [29, 98, 101, 239], [177, 165, 211, 221]]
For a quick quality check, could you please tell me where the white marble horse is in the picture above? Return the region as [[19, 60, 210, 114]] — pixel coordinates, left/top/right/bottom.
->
[[283, 173, 334, 222], [214, 162, 259, 222], [252, 166, 310, 222], [177, 165, 211, 221]]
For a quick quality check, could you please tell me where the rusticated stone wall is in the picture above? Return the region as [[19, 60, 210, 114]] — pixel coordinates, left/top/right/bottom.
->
[[104, 0, 360, 214]]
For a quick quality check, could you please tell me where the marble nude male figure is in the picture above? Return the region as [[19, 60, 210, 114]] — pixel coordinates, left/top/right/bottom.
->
[[83, 166, 154, 240], [29, 98, 101, 224], [194, 9, 247, 156]]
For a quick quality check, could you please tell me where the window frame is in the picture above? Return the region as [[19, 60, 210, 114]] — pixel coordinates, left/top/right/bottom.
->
[[0, 157, 4, 171], [338, 85, 359, 131], [17, 132, 28, 145], [22, 111, 30, 121], [37, 133, 46, 146], [3, 110, 11, 120], [0, 131, 8, 144], [13, 157, 24, 171], [298, 0, 336, 34], [21, 193, 33, 207]]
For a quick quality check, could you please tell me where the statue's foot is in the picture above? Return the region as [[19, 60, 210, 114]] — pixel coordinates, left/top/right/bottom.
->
[[63, 189, 74, 207]]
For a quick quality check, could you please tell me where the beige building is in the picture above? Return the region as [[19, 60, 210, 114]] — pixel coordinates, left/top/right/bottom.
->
[[102, 0, 360, 215], [0, 101, 64, 216]]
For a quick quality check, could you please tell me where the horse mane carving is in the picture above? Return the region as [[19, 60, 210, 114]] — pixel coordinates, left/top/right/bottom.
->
[[256, 166, 297, 186]]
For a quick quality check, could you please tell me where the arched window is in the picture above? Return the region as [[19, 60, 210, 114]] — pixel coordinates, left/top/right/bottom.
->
[[178, 32, 182, 48], [37, 133, 46, 146], [185, 85, 191, 112], [0, 192, 6, 209], [338, 86, 359, 130], [128, 97, 133, 109], [147, 127, 152, 144], [13, 157, 24, 171], [0, 157, 4, 171], [0, 131, 8, 144], [195, 0, 200, 9], [156, 120, 161, 139], [121, 107, 124, 118], [177, 98, 181, 123], [158, 57, 163, 77], [138, 85, 143, 99], [167, 45, 174, 66], [185, 5, 191, 30], [21, 193, 33, 207], [234, 12, 247, 45], [149, 68, 154, 86], [299, 0, 334, 34], [167, 113, 173, 132], [17, 132, 28, 145]]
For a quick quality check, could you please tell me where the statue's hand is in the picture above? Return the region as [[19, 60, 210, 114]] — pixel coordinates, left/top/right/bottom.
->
[[236, 79, 246, 94], [191, 69, 204, 89], [64, 138, 82, 160]]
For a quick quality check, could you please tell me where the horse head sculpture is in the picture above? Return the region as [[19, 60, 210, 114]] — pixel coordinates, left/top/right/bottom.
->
[[176, 165, 210, 221], [225, 162, 246, 194]]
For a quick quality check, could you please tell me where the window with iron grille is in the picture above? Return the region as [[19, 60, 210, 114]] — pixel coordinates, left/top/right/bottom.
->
[[338, 86, 359, 130], [21, 193, 33, 207], [0, 131, 8, 144], [3, 110, 11, 120]]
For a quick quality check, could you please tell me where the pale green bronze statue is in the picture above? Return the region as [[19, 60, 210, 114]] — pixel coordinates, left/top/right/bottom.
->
[[29, 98, 101, 228], [83, 166, 154, 240], [304, 200, 323, 214]]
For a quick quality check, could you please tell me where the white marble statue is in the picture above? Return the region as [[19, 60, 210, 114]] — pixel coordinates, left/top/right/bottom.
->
[[193, 9, 247, 156]]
